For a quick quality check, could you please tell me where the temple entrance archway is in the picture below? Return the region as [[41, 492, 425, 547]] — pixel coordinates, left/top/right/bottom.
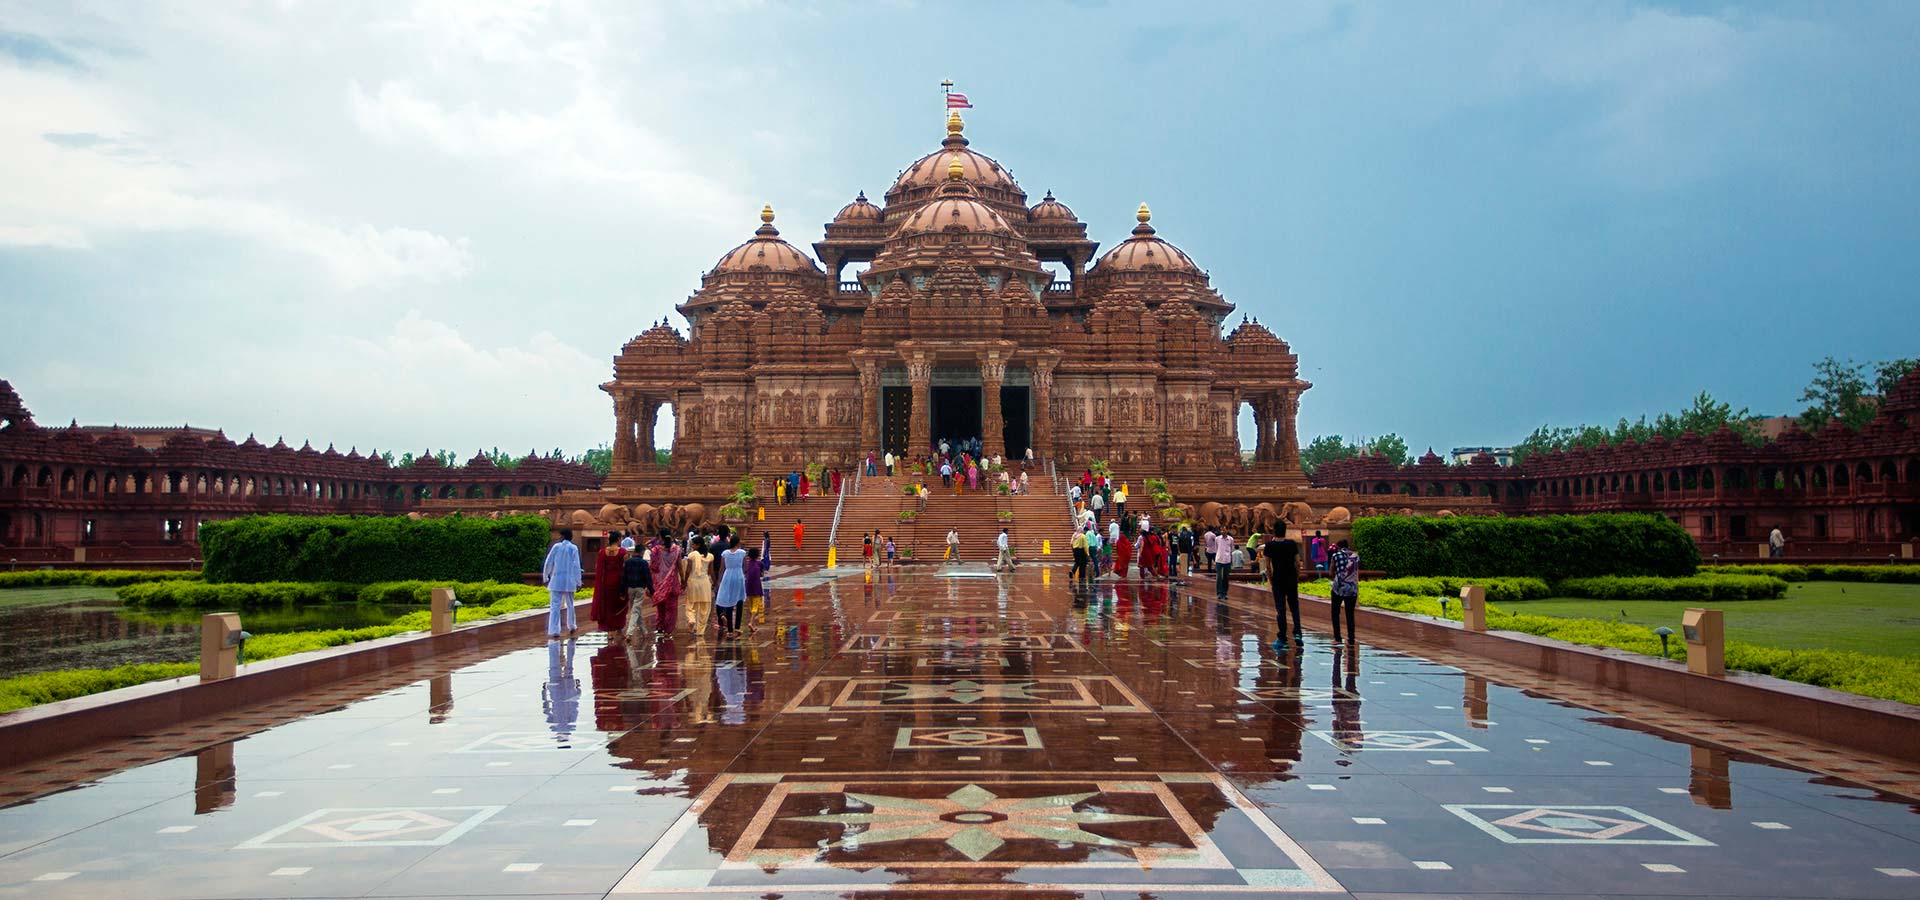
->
[[1001, 386, 1030, 459], [931, 386, 981, 450], [882, 386, 911, 456]]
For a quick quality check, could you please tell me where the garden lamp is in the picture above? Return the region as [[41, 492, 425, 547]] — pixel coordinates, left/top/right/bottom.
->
[[1654, 626, 1674, 659], [1437, 595, 1451, 619]]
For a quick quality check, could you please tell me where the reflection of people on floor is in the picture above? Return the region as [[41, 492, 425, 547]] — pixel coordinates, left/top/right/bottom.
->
[[683, 640, 716, 726], [715, 646, 747, 726], [543, 638, 580, 744], [1330, 643, 1362, 745], [1266, 648, 1305, 771]]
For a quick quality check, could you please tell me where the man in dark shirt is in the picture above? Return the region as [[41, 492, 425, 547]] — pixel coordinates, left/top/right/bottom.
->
[[1264, 533, 1303, 648]]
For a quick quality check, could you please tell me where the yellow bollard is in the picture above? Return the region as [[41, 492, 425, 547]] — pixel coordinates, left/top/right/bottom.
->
[[757, 506, 765, 521], [1042, 539, 1052, 555], [1042, 567, 1051, 586], [827, 545, 837, 569]]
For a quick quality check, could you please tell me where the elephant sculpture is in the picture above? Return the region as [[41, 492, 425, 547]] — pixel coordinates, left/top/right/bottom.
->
[[1324, 506, 1352, 525], [1280, 501, 1315, 527], [1195, 501, 1225, 529], [1252, 502, 1280, 532]]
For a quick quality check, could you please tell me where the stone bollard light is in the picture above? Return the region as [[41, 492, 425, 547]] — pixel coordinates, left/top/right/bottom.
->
[[199, 613, 247, 682], [1681, 608, 1725, 676], [430, 587, 462, 636], [1458, 585, 1487, 632]]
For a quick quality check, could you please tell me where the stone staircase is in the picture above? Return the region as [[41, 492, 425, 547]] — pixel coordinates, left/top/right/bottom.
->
[[751, 470, 1076, 567]]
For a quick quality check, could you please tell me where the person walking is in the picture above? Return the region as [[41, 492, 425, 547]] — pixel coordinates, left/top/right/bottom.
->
[[1213, 529, 1235, 600], [940, 460, 953, 488], [1329, 539, 1361, 643], [996, 527, 1015, 571], [1114, 484, 1128, 519], [793, 518, 805, 554], [542, 529, 583, 639], [884, 534, 897, 569], [1309, 531, 1328, 573], [592, 533, 629, 644], [620, 538, 654, 643], [884, 450, 895, 477], [1089, 489, 1105, 520], [649, 531, 682, 632], [946, 527, 961, 563], [866, 451, 877, 477], [918, 483, 930, 510], [744, 546, 765, 628], [863, 530, 875, 568], [1112, 518, 1134, 578], [1264, 531, 1302, 648], [714, 539, 747, 637], [1070, 525, 1091, 584], [681, 538, 715, 639], [1769, 526, 1786, 558]]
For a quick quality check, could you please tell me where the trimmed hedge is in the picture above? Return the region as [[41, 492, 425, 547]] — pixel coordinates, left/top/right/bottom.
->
[[1704, 564, 1920, 584], [200, 514, 549, 584], [1552, 574, 1787, 601], [1365, 576, 1552, 604], [117, 580, 359, 609], [1354, 513, 1698, 579], [0, 570, 201, 589], [0, 584, 551, 712], [1310, 579, 1920, 705], [117, 579, 539, 609]]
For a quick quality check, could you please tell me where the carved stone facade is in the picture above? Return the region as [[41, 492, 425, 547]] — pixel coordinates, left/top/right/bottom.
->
[[605, 112, 1308, 483]]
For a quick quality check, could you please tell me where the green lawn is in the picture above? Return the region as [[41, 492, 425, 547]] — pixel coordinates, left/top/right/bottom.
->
[[1520, 581, 1920, 656]]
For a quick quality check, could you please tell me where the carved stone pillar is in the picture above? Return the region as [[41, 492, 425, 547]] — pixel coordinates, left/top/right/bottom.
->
[[1279, 389, 1301, 469], [611, 392, 636, 475], [979, 352, 1007, 460], [1031, 361, 1056, 460], [906, 352, 934, 457], [638, 400, 659, 459], [1251, 397, 1270, 463], [856, 362, 882, 454]]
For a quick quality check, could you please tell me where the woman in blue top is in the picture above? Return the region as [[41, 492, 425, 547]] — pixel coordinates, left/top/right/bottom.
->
[[714, 543, 748, 637]]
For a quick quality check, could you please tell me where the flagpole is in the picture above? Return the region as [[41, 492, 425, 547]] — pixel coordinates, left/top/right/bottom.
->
[[940, 78, 953, 123]]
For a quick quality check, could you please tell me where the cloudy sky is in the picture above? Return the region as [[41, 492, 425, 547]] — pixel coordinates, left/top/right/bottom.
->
[[3, 1, 1916, 459]]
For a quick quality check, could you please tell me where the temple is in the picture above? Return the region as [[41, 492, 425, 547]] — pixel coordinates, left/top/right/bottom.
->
[[603, 110, 1308, 486]]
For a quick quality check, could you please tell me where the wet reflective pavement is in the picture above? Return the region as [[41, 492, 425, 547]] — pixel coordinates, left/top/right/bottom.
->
[[2, 566, 1919, 898]]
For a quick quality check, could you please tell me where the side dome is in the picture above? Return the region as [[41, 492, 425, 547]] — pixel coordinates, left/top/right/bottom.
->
[[833, 191, 881, 224], [1028, 190, 1077, 223], [1089, 203, 1201, 275], [706, 205, 822, 276]]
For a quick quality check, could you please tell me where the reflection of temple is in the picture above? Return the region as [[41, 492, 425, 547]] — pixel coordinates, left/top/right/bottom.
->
[[604, 111, 1308, 484]]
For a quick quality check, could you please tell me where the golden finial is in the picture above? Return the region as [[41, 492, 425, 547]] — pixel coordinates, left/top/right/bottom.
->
[[947, 108, 964, 135], [947, 155, 965, 180], [760, 204, 775, 224], [1136, 202, 1151, 224]]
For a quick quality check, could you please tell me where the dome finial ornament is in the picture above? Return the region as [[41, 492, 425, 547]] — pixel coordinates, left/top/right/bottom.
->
[[760, 204, 775, 225], [1137, 202, 1151, 224], [947, 108, 964, 136], [947, 155, 965, 181]]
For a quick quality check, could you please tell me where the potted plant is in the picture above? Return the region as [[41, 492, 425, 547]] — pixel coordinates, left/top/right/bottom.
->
[[996, 509, 1014, 522]]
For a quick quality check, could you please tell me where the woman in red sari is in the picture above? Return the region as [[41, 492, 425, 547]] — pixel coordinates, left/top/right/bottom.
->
[[649, 532, 683, 632], [592, 535, 628, 644], [1112, 523, 1134, 578]]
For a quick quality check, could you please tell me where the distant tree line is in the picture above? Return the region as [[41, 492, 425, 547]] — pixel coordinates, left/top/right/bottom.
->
[[1299, 433, 1409, 476]]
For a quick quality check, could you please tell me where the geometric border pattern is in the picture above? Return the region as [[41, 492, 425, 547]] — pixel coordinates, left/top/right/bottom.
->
[[236, 806, 503, 849], [780, 676, 1151, 714], [893, 727, 1044, 750], [1444, 805, 1714, 846], [609, 772, 1344, 894], [1307, 730, 1485, 752], [451, 731, 609, 753]]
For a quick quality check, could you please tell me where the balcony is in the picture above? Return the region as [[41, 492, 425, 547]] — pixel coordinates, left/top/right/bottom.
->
[[838, 282, 867, 295], [1045, 281, 1075, 295]]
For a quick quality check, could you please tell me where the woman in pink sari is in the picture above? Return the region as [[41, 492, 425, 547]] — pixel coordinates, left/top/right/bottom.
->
[[649, 532, 684, 632], [966, 463, 980, 491]]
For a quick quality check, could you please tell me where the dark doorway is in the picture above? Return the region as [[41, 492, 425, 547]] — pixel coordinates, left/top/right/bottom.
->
[[882, 386, 911, 456], [931, 386, 981, 448], [1001, 386, 1030, 458]]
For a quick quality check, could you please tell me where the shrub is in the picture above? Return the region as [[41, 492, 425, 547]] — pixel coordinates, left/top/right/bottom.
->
[[1553, 574, 1787, 601], [996, 510, 1014, 521], [903, 485, 919, 496], [352, 580, 541, 606], [199, 514, 549, 584], [897, 510, 918, 522], [1354, 513, 1698, 579], [1365, 576, 1552, 604], [118, 581, 360, 609], [718, 504, 749, 520], [0, 663, 199, 713], [0, 570, 202, 589], [1704, 564, 1920, 584]]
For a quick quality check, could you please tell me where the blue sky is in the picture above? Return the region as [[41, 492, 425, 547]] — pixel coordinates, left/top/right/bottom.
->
[[2, 1, 1915, 458]]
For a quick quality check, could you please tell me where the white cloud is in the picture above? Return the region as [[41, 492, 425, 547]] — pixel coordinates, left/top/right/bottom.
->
[[0, 62, 473, 286]]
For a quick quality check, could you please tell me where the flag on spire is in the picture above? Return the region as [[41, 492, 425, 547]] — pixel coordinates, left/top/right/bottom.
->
[[946, 91, 972, 109]]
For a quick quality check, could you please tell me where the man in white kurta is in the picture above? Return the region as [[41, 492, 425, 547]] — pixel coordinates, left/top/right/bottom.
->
[[541, 529, 583, 638]]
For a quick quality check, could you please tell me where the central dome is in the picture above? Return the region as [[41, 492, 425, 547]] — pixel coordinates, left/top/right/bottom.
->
[[884, 111, 1024, 204]]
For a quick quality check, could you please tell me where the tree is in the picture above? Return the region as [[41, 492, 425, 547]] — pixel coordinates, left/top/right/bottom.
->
[[1798, 356, 1876, 431], [1875, 358, 1919, 398], [1299, 435, 1358, 476], [1365, 433, 1409, 466], [1508, 390, 1763, 463], [576, 445, 613, 477]]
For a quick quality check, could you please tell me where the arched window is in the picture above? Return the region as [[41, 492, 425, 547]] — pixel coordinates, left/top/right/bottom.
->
[[1908, 458, 1919, 482], [1881, 460, 1897, 483], [1701, 470, 1715, 490], [1456, 482, 1472, 497], [1857, 462, 1874, 484], [84, 471, 97, 493], [439, 485, 458, 499], [1810, 467, 1826, 488], [1654, 472, 1665, 492], [1681, 469, 1697, 490], [1401, 483, 1417, 495], [520, 484, 538, 496], [1834, 465, 1849, 487], [466, 485, 484, 499], [37, 466, 54, 487], [60, 469, 76, 494], [8, 464, 25, 486], [1585, 477, 1596, 495]]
